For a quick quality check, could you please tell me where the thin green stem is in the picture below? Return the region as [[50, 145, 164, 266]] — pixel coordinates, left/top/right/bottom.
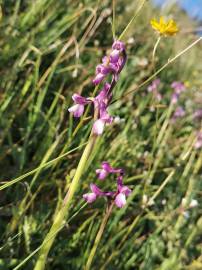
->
[[84, 202, 114, 270], [118, 0, 148, 40], [34, 133, 98, 270], [152, 36, 161, 70], [0, 142, 87, 191]]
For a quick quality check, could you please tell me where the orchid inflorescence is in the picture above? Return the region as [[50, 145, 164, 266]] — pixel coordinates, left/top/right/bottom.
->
[[68, 41, 130, 207], [83, 162, 131, 208], [68, 40, 127, 135]]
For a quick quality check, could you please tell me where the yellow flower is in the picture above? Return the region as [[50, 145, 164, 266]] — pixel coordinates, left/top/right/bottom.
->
[[150, 16, 179, 36]]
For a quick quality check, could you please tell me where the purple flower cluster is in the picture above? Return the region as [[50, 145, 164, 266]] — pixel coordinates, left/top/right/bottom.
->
[[93, 41, 126, 85], [83, 162, 131, 208], [147, 79, 162, 101], [68, 41, 127, 135], [147, 80, 186, 105], [171, 81, 185, 104], [172, 106, 185, 121]]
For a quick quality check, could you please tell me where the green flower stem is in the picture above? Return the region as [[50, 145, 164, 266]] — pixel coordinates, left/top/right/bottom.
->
[[34, 133, 98, 270], [152, 36, 161, 70], [84, 202, 114, 270]]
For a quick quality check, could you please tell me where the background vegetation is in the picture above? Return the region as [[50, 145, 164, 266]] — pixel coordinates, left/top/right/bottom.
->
[[0, 0, 202, 269]]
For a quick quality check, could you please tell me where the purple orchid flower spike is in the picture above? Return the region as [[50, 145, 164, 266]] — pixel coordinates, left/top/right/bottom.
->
[[92, 83, 113, 135], [112, 41, 127, 77], [69, 40, 127, 136], [92, 57, 115, 85], [68, 94, 90, 118], [92, 40, 127, 86], [96, 162, 123, 180], [95, 83, 111, 104], [93, 57, 118, 85]]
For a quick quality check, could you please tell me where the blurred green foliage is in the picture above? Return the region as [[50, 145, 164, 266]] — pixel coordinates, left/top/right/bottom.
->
[[0, 0, 202, 269]]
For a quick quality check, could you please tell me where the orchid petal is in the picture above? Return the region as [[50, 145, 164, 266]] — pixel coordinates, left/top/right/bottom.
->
[[72, 94, 88, 105], [68, 104, 84, 117], [96, 169, 108, 180], [90, 183, 103, 196], [93, 119, 105, 135], [110, 49, 120, 63], [92, 73, 105, 85], [115, 193, 126, 208], [112, 40, 125, 51], [119, 186, 132, 196], [83, 193, 97, 203], [101, 162, 112, 172]]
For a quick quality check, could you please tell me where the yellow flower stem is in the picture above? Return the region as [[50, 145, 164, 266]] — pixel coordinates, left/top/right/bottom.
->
[[152, 35, 161, 71], [34, 132, 98, 270], [113, 37, 202, 103], [84, 202, 114, 270]]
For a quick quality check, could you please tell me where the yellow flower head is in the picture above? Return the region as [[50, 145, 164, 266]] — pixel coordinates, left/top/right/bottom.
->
[[150, 16, 179, 36]]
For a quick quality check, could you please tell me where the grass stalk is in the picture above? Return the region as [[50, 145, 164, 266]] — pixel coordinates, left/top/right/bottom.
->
[[84, 202, 114, 270]]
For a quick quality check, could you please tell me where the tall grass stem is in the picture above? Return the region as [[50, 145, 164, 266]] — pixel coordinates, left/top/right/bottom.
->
[[34, 134, 98, 270], [84, 202, 114, 270]]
